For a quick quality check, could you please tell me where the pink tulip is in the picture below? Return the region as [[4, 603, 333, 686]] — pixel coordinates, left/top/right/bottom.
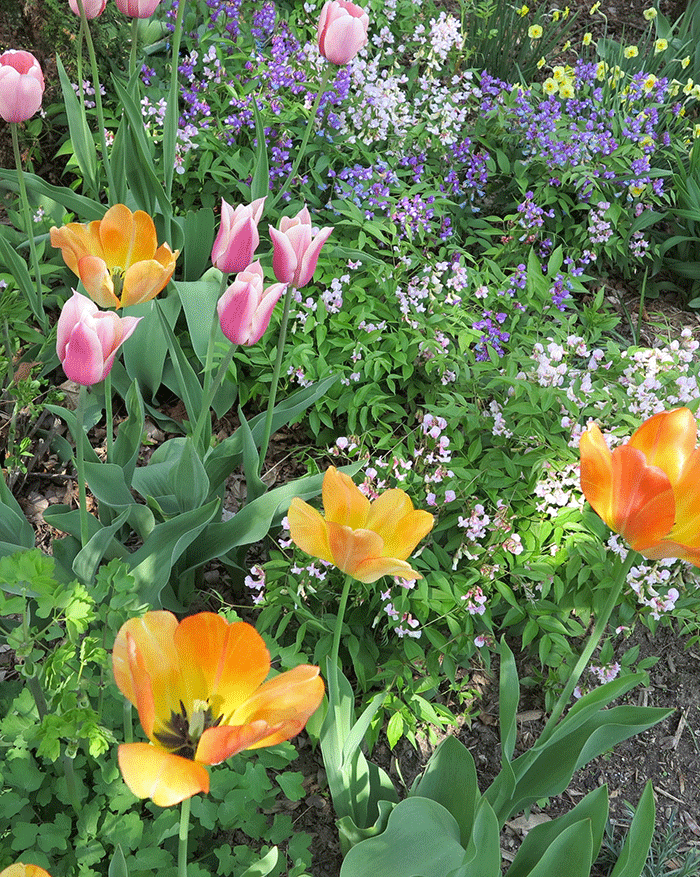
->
[[217, 262, 286, 346], [211, 197, 266, 274], [269, 207, 333, 289], [317, 0, 369, 65], [0, 50, 44, 123], [57, 291, 141, 386], [114, 0, 161, 17], [68, 0, 107, 18]]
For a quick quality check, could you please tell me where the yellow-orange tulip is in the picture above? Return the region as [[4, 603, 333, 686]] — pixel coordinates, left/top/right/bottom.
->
[[50, 204, 179, 308], [580, 407, 700, 565], [288, 466, 434, 582], [112, 611, 324, 807], [0, 866, 53, 877]]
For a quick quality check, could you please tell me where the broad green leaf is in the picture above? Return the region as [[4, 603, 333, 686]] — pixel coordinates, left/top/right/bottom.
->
[[0, 235, 43, 325], [518, 821, 593, 877], [608, 781, 655, 877], [111, 379, 145, 482], [411, 736, 479, 849], [181, 209, 216, 281], [238, 847, 279, 877], [340, 798, 466, 877], [250, 95, 270, 202], [155, 298, 203, 431], [499, 637, 519, 763], [120, 294, 181, 401], [506, 785, 608, 877], [174, 276, 221, 364], [84, 462, 138, 509], [0, 169, 103, 219], [56, 54, 99, 198], [457, 797, 501, 877], [72, 508, 131, 584], [109, 845, 129, 877], [172, 437, 210, 513], [0, 476, 35, 552], [238, 406, 267, 505], [42, 505, 129, 564]]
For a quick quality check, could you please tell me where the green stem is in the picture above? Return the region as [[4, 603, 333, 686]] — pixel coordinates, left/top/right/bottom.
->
[[129, 18, 139, 79], [164, 0, 187, 203], [178, 796, 191, 877], [1, 316, 13, 393], [123, 699, 133, 744], [256, 282, 294, 477], [104, 371, 114, 462], [201, 272, 229, 404], [75, 384, 90, 549], [191, 345, 236, 452], [326, 573, 353, 714], [10, 124, 47, 332], [75, 0, 117, 201], [268, 64, 334, 210], [538, 549, 637, 746]]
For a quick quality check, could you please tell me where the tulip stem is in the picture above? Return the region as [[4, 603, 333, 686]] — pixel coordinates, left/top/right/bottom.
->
[[164, 0, 187, 206], [269, 65, 334, 210], [192, 345, 236, 452], [104, 371, 114, 462], [329, 574, 353, 684], [537, 549, 637, 746], [201, 271, 229, 405], [178, 796, 191, 877], [123, 699, 133, 744], [75, 384, 91, 549], [257, 282, 294, 477], [129, 19, 139, 79], [75, 0, 117, 202], [10, 123, 47, 332]]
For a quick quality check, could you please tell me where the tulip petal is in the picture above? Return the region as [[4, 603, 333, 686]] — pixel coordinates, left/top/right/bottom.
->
[[296, 226, 333, 288], [579, 423, 615, 526], [323, 466, 370, 529], [174, 615, 270, 719], [118, 742, 209, 807], [288, 497, 334, 564], [366, 490, 434, 558], [61, 321, 106, 386], [121, 259, 173, 307], [270, 225, 298, 285], [194, 719, 272, 764], [246, 283, 286, 345], [352, 556, 423, 583], [666, 448, 700, 547], [230, 664, 325, 749], [77, 255, 118, 308], [610, 445, 675, 551], [628, 407, 698, 487], [327, 521, 384, 576]]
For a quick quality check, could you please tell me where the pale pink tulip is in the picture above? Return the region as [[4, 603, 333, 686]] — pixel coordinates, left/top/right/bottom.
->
[[0, 50, 44, 123], [114, 0, 161, 17], [269, 207, 333, 289], [211, 197, 266, 274], [217, 262, 286, 346], [317, 0, 369, 65], [57, 291, 141, 386], [68, 0, 107, 18]]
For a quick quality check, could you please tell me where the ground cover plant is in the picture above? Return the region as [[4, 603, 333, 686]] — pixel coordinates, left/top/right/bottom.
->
[[1, 0, 700, 874]]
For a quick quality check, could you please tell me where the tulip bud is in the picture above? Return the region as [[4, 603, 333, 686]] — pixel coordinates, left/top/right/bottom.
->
[[317, 0, 369, 65], [57, 291, 141, 386], [114, 0, 162, 17], [68, 0, 107, 18], [0, 50, 45, 124], [269, 206, 333, 289], [211, 197, 266, 274], [217, 262, 287, 346]]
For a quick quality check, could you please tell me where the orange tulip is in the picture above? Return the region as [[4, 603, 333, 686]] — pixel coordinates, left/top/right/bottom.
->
[[112, 611, 324, 807], [579, 407, 700, 565], [0, 866, 53, 877], [288, 466, 434, 582], [50, 204, 179, 308]]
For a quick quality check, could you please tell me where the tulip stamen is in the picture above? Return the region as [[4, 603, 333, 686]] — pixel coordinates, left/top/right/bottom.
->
[[154, 698, 223, 760]]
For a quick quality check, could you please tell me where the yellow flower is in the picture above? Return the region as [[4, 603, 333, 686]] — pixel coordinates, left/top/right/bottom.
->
[[528, 24, 543, 38], [553, 65, 566, 81], [563, 5, 570, 16], [643, 7, 657, 20], [288, 466, 434, 583], [590, 1, 601, 14], [112, 612, 324, 807], [51, 204, 179, 309], [552, 9, 560, 21], [623, 45, 639, 59], [561, 39, 571, 51], [694, 123, 700, 139], [559, 82, 575, 99], [582, 32, 593, 46], [681, 56, 691, 69], [683, 78, 694, 95], [543, 77, 559, 95], [692, 84, 700, 100], [580, 408, 700, 566], [517, 3, 529, 15], [628, 183, 645, 197], [596, 61, 607, 80], [654, 38, 668, 53], [0, 867, 53, 877], [537, 56, 546, 69], [643, 73, 658, 92]]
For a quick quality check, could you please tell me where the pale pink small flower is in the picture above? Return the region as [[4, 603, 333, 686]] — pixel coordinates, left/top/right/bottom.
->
[[0, 50, 44, 123], [317, 0, 369, 65], [57, 290, 141, 386]]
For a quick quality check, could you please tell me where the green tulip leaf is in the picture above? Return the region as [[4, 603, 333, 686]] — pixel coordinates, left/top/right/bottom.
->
[[111, 379, 145, 482], [172, 436, 210, 513], [514, 820, 594, 877], [339, 798, 467, 877], [608, 781, 656, 877], [457, 797, 501, 877], [499, 636, 519, 764]]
